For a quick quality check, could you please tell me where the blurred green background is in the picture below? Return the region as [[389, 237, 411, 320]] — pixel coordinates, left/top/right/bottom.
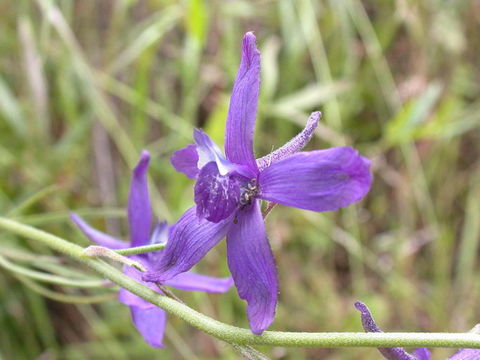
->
[[1, 0, 480, 359]]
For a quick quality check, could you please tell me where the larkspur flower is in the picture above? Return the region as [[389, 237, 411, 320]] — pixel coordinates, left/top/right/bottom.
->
[[355, 301, 480, 360], [143, 32, 372, 334], [71, 151, 233, 348]]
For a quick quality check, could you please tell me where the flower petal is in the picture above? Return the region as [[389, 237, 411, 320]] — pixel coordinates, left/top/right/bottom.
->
[[165, 272, 233, 293], [355, 302, 419, 360], [194, 129, 231, 175], [170, 144, 199, 179], [258, 147, 372, 212], [448, 349, 480, 360], [130, 306, 167, 348], [128, 150, 152, 247], [194, 162, 243, 223], [226, 201, 278, 334], [70, 213, 127, 249], [119, 265, 160, 309], [149, 221, 169, 245], [412, 348, 431, 360], [224, 32, 260, 173], [142, 206, 232, 283], [119, 288, 154, 309], [194, 129, 253, 177], [257, 112, 321, 171]]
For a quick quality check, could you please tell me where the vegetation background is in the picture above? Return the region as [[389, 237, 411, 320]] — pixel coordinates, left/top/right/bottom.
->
[[1, 0, 480, 359]]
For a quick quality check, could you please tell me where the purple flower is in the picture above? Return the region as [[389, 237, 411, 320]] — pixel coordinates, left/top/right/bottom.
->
[[71, 151, 233, 348], [143, 32, 372, 335], [355, 301, 480, 360]]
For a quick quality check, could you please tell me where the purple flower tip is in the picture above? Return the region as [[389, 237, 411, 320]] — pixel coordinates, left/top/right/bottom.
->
[[354, 301, 365, 311], [134, 150, 151, 176], [243, 32, 259, 58]]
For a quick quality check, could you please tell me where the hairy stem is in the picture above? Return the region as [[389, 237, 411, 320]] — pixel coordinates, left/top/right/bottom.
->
[[0, 216, 479, 349], [115, 242, 166, 255]]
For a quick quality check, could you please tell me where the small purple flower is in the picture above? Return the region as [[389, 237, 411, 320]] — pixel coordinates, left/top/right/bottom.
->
[[71, 151, 233, 348], [143, 32, 372, 334], [355, 301, 480, 360]]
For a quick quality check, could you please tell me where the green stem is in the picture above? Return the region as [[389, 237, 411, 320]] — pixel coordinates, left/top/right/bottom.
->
[[16, 275, 116, 304], [115, 242, 166, 255], [0, 254, 109, 288], [1, 216, 480, 349]]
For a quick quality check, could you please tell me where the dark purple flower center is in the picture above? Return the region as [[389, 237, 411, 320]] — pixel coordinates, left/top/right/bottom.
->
[[239, 178, 259, 208], [194, 162, 259, 223]]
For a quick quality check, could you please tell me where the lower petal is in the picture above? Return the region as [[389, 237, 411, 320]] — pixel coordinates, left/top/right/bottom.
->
[[448, 349, 480, 360], [119, 288, 153, 309], [412, 348, 431, 360], [194, 162, 243, 223], [226, 201, 278, 334], [258, 147, 372, 212], [130, 306, 167, 348], [119, 265, 161, 309], [143, 206, 232, 283], [165, 272, 233, 293], [70, 213, 127, 249]]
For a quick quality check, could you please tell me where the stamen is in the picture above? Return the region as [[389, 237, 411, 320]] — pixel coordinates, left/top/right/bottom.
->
[[239, 179, 259, 208]]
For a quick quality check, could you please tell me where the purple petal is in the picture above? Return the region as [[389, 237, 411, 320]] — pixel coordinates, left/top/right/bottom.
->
[[194, 129, 253, 178], [257, 112, 321, 171], [143, 206, 232, 283], [128, 150, 152, 247], [194, 129, 231, 175], [226, 201, 278, 334], [258, 147, 372, 212], [143, 222, 170, 264], [170, 144, 199, 179], [130, 306, 167, 348], [119, 288, 153, 309], [354, 302, 418, 360], [448, 349, 480, 360], [149, 221, 169, 245], [119, 265, 160, 309], [224, 32, 260, 174], [165, 272, 233, 293], [194, 162, 244, 223], [412, 348, 431, 360], [70, 213, 127, 249]]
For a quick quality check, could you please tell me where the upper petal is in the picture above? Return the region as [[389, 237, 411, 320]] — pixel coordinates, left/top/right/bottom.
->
[[164, 272, 233, 293], [170, 144, 199, 179], [224, 32, 260, 173], [194, 129, 231, 175], [258, 147, 372, 212], [143, 221, 170, 264], [142, 206, 232, 283], [226, 201, 278, 334], [128, 150, 152, 247], [149, 221, 169, 245], [70, 213, 127, 249], [257, 112, 321, 171], [194, 129, 253, 178], [130, 306, 167, 348], [354, 302, 421, 360]]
